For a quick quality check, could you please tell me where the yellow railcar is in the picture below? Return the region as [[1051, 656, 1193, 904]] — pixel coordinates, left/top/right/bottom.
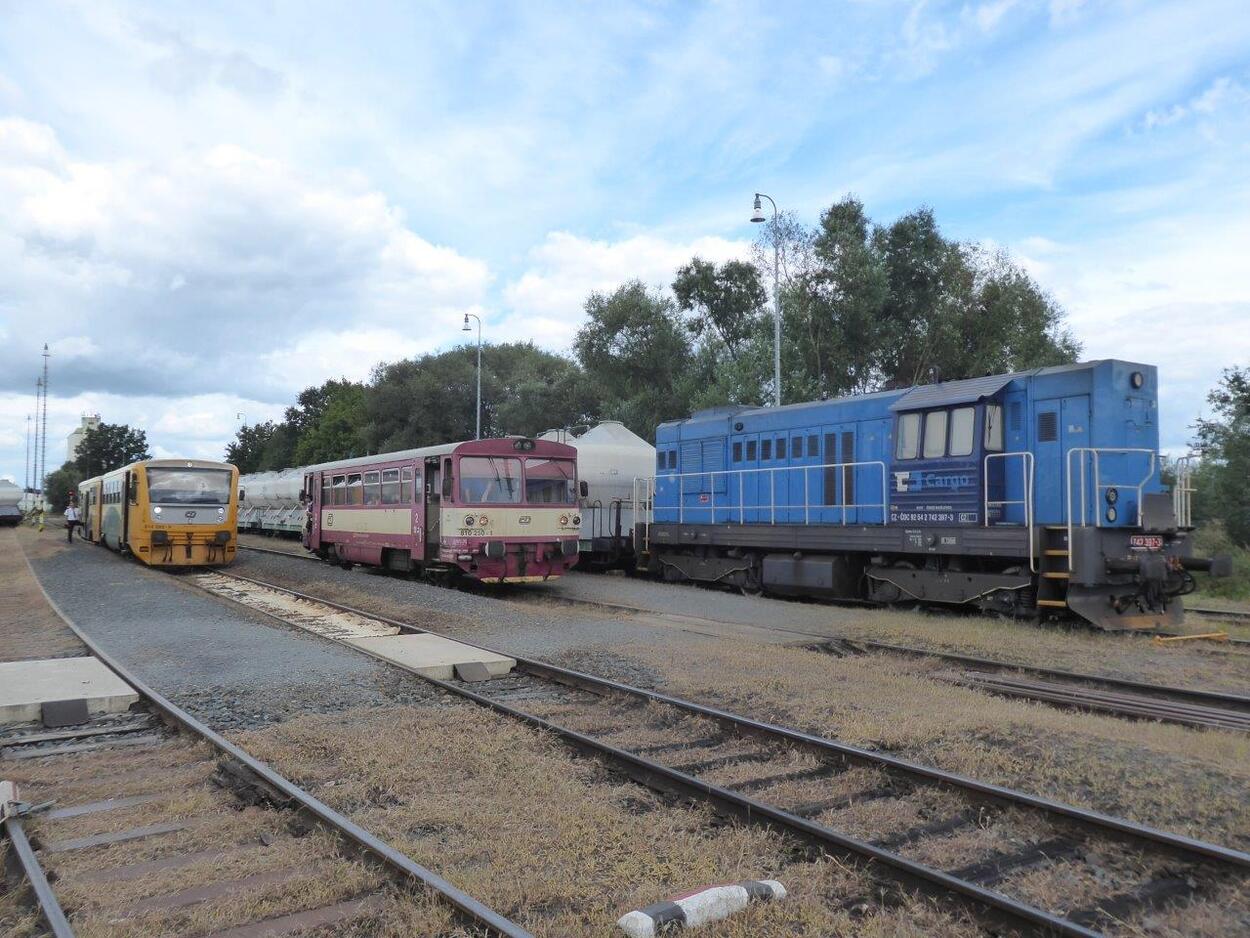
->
[[78, 459, 239, 567]]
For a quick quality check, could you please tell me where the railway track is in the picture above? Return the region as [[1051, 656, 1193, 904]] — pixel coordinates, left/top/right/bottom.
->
[[195, 570, 1250, 937], [2, 589, 530, 937], [235, 543, 1250, 731]]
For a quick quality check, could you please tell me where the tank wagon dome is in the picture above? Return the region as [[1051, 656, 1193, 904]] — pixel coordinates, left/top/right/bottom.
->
[[544, 421, 656, 504], [0, 479, 22, 506]]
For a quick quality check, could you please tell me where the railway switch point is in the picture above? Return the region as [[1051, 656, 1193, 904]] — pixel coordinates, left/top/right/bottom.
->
[[0, 657, 139, 724], [345, 633, 516, 680]]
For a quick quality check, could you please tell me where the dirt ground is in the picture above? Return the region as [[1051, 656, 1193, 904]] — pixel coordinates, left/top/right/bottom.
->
[[1, 528, 85, 661]]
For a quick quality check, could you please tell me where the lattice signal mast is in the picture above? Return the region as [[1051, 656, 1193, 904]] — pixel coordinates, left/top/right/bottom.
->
[[38, 344, 49, 500]]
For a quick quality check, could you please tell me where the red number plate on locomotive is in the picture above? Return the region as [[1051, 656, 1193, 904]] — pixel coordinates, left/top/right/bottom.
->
[[1129, 535, 1164, 551]]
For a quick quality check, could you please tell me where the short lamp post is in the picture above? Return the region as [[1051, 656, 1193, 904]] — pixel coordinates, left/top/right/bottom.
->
[[751, 192, 782, 407], [462, 313, 482, 440]]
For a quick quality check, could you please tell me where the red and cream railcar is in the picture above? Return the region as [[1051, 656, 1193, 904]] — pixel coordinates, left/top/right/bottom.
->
[[301, 437, 581, 583]]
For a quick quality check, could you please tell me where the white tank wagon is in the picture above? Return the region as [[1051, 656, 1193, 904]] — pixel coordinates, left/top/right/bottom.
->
[[540, 421, 656, 568], [236, 468, 307, 534], [0, 480, 22, 505]]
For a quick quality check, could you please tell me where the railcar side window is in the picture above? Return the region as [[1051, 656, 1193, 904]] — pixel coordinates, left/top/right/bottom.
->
[[948, 407, 975, 457], [321, 478, 330, 504], [381, 469, 400, 504], [923, 411, 947, 458], [347, 473, 363, 506], [732, 442, 742, 462], [332, 475, 346, 506], [363, 471, 381, 506], [984, 404, 1004, 451], [896, 413, 921, 460], [401, 467, 414, 502], [761, 439, 772, 461], [746, 440, 757, 461]]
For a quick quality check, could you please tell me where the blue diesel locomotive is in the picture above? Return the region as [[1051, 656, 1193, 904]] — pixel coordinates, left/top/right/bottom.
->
[[639, 359, 1228, 630]]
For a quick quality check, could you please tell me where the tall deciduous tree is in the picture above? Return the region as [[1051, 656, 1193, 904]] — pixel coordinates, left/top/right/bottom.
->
[[73, 423, 151, 478], [44, 461, 82, 512], [1192, 366, 1250, 547], [573, 282, 695, 437], [226, 421, 280, 474]]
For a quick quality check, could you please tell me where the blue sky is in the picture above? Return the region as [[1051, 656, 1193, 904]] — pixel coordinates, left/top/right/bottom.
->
[[1, 0, 1247, 480]]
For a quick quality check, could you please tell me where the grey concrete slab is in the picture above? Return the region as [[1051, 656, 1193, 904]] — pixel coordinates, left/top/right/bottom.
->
[[0, 657, 138, 724], [346, 633, 515, 680]]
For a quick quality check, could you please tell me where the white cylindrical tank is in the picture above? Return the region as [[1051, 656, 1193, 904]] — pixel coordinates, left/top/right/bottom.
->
[[0, 480, 22, 506], [238, 468, 305, 506]]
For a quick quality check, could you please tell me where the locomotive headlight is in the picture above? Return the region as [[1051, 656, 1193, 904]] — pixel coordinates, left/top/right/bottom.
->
[[1130, 371, 1144, 389], [153, 506, 162, 515], [1106, 506, 1118, 523], [1105, 487, 1118, 505]]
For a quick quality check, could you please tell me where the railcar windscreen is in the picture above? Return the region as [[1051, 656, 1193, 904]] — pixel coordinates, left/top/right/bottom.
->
[[147, 468, 233, 505], [523, 457, 576, 505], [459, 456, 523, 504]]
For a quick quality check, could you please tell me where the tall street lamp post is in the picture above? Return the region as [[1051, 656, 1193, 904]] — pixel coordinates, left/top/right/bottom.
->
[[462, 312, 482, 440], [751, 192, 782, 407]]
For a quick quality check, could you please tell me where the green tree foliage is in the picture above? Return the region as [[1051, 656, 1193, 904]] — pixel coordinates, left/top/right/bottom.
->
[[573, 282, 698, 434], [44, 461, 83, 512], [1192, 366, 1250, 547], [225, 421, 280, 474], [293, 382, 368, 464], [73, 422, 151, 478], [672, 258, 766, 363]]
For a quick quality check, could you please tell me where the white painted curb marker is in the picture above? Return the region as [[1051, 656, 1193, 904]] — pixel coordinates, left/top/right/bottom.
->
[[617, 880, 786, 936]]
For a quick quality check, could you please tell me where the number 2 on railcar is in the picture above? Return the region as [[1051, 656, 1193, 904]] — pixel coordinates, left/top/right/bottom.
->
[[301, 437, 582, 583], [638, 360, 1230, 630], [77, 459, 239, 566]]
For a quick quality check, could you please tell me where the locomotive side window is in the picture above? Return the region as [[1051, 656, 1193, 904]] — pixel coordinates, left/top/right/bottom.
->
[[746, 440, 757, 461], [896, 413, 920, 459], [668, 451, 677, 469], [792, 437, 803, 458], [761, 439, 772, 461], [776, 437, 786, 459], [984, 404, 1004, 451], [657, 452, 665, 471], [347, 473, 363, 506], [400, 467, 414, 502], [381, 469, 400, 504], [948, 407, 975, 457], [808, 434, 818, 458], [363, 471, 381, 506], [923, 411, 947, 458], [732, 442, 742, 462]]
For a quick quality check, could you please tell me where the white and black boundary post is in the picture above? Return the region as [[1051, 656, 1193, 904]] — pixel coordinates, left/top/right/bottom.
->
[[617, 880, 786, 936]]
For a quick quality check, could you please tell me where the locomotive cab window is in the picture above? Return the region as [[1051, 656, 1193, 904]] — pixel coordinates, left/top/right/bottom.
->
[[896, 413, 921, 459], [922, 411, 947, 458], [984, 403, 1004, 451], [948, 407, 975, 457]]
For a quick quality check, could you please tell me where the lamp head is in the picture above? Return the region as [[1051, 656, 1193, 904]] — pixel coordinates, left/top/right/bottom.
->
[[462, 313, 471, 332], [750, 193, 766, 224]]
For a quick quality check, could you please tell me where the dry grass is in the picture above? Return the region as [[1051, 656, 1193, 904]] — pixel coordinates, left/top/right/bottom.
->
[[2, 528, 85, 661], [234, 702, 988, 937], [584, 640, 1250, 852]]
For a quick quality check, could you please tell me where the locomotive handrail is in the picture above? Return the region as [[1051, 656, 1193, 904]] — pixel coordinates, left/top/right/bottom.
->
[[983, 451, 1035, 573], [1065, 447, 1157, 572], [1171, 454, 1197, 529], [654, 460, 888, 526]]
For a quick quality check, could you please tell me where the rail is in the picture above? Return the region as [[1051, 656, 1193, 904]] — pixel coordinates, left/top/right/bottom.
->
[[1065, 447, 1157, 572], [642, 460, 888, 526], [983, 451, 1035, 572]]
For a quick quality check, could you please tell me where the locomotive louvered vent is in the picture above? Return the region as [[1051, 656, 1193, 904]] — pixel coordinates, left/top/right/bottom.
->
[[1037, 411, 1059, 442], [1010, 401, 1023, 432]]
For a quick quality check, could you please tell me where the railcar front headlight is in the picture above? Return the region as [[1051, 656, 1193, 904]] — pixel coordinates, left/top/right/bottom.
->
[[1106, 506, 1118, 523], [572, 515, 581, 526], [1105, 487, 1118, 505]]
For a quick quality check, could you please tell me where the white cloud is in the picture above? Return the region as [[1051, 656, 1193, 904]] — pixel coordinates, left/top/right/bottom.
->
[[499, 231, 750, 348]]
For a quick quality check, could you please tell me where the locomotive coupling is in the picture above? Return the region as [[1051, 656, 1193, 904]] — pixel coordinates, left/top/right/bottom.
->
[[1104, 553, 1232, 578]]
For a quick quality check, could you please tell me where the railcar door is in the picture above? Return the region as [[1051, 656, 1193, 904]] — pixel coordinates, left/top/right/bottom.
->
[[424, 456, 443, 553], [304, 472, 320, 548]]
